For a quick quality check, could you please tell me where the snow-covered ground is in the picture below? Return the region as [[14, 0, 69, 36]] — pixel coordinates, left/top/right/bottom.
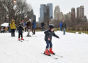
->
[[0, 31, 88, 63]]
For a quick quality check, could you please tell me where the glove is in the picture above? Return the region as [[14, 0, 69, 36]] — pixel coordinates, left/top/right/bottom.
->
[[57, 36, 60, 39]]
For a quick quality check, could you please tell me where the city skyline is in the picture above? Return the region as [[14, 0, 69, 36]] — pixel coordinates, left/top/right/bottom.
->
[[26, 0, 88, 21], [39, 3, 53, 23]]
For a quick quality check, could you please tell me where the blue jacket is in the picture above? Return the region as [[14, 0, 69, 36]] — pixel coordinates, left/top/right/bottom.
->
[[32, 21, 36, 29], [60, 22, 63, 28]]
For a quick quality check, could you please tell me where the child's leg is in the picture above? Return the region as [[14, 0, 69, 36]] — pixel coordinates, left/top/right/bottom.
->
[[18, 33, 20, 40], [49, 41, 55, 54], [21, 33, 23, 38], [49, 41, 52, 48], [21, 33, 24, 40], [46, 41, 50, 49], [18, 33, 20, 38], [44, 41, 51, 56]]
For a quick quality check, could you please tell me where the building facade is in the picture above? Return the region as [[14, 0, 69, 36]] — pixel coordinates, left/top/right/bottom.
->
[[77, 6, 84, 19], [71, 8, 75, 20], [39, 3, 53, 23], [54, 5, 64, 21], [54, 6, 60, 20], [47, 3, 53, 19], [39, 4, 46, 23]]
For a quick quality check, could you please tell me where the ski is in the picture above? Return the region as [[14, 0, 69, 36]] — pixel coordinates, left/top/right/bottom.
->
[[42, 53, 59, 60], [42, 53, 64, 63], [18, 39, 24, 42], [51, 54, 63, 58], [42, 52, 63, 59], [51, 55, 59, 59], [20, 40, 23, 42]]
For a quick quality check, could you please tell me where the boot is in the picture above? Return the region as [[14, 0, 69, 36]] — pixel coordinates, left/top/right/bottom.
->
[[18, 38, 20, 41], [49, 48, 55, 55], [21, 37, 24, 40], [44, 49, 51, 56]]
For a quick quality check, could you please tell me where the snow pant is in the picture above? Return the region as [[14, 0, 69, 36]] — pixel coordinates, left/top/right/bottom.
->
[[18, 33, 23, 38], [46, 40, 52, 49], [11, 29, 15, 37], [63, 28, 66, 35], [32, 28, 35, 34], [27, 29, 30, 36], [60, 27, 62, 31]]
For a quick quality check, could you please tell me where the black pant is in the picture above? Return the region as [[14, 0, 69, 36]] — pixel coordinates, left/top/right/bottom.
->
[[32, 28, 35, 34], [18, 33, 23, 38], [11, 29, 15, 37], [46, 40, 52, 49]]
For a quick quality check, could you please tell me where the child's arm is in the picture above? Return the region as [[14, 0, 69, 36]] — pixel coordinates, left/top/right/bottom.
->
[[17, 26, 19, 31], [22, 27, 24, 30], [53, 32, 59, 38], [44, 30, 48, 35]]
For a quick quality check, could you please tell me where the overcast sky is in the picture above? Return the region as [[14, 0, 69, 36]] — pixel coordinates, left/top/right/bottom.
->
[[26, 0, 88, 21]]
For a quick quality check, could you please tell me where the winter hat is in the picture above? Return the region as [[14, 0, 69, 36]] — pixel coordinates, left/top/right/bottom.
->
[[49, 24, 54, 29]]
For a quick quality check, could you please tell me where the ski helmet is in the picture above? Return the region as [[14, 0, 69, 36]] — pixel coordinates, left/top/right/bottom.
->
[[49, 24, 54, 29]]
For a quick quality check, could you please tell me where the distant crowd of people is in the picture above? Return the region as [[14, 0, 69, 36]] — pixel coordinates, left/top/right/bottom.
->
[[0, 18, 36, 40], [9, 18, 36, 40], [0, 19, 66, 39], [41, 21, 66, 35]]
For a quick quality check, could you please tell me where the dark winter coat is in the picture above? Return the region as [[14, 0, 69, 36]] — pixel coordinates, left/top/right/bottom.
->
[[62, 23, 66, 29], [26, 21, 32, 29], [44, 30, 59, 41], [17, 26, 24, 33]]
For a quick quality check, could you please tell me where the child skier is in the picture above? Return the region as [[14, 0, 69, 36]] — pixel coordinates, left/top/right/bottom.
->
[[44, 24, 59, 56], [17, 24, 24, 41]]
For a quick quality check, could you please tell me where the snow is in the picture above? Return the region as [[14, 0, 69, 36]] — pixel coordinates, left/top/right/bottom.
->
[[0, 31, 88, 63]]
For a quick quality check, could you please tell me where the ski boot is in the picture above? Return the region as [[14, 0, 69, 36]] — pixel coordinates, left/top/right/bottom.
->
[[44, 49, 51, 56], [21, 37, 24, 40], [18, 38, 20, 41], [49, 48, 55, 55], [27, 34, 31, 37]]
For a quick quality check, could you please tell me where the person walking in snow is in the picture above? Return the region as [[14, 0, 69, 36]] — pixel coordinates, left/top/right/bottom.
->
[[10, 19, 16, 37], [41, 23, 45, 31], [62, 22, 66, 35], [59, 21, 63, 31], [26, 19, 32, 37], [44, 24, 59, 56], [32, 20, 36, 35], [17, 24, 24, 41]]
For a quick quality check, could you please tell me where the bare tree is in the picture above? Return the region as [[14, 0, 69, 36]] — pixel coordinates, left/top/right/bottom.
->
[[0, 0, 33, 25]]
